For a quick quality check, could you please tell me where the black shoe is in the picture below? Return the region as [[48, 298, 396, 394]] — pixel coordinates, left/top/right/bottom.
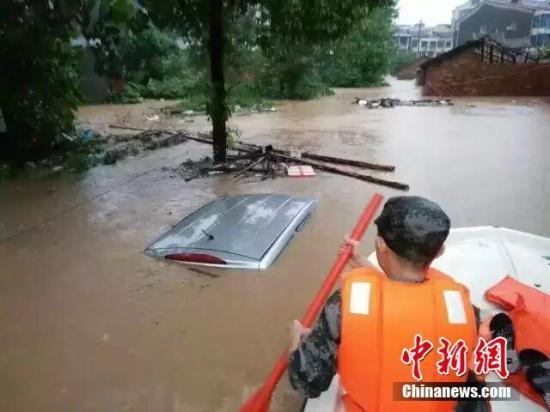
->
[[519, 349, 548, 368], [525, 359, 550, 411], [521, 350, 550, 410], [490, 313, 520, 373]]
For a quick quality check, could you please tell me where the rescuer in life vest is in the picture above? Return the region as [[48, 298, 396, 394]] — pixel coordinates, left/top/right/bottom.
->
[[288, 196, 486, 412]]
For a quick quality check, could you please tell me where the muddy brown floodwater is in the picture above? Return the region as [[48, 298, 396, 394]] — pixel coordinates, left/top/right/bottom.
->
[[1, 79, 550, 412]]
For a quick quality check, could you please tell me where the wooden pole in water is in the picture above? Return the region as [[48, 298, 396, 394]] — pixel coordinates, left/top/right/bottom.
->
[[301, 152, 395, 172]]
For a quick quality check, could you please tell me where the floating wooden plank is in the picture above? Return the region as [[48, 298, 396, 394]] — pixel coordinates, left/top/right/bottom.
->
[[104, 128, 403, 189], [108, 124, 149, 131], [228, 150, 263, 161], [233, 155, 267, 179], [301, 152, 395, 172], [233, 142, 396, 172]]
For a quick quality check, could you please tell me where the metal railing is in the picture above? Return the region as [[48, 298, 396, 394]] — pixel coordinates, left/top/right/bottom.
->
[[476, 37, 538, 64]]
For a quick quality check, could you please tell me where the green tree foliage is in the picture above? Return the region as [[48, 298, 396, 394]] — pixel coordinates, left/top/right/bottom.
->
[[390, 51, 418, 76], [0, 0, 140, 166], [80, 0, 144, 79], [253, 42, 332, 100], [234, 4, 396, 99], [0, 0, 83, 164], [82, 1, 204, 101], [0, 0, 397, 167], [110, 27, 205, 101], [146, 0, 395, 162], [124, 27, 182, 83], [319, 7, 396, 87]]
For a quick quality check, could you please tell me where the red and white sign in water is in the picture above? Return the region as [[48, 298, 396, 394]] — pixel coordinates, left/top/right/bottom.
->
[[287, 165, 316, 177]]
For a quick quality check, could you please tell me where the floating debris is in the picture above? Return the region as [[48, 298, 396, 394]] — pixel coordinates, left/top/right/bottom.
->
[[99, 128, 191, 165], [353, 97, 454, 109], [104, 126, 408, 190], [144, 114, 160, 121], [160, 103, 277, 118], [287, 165, 316, 177], [159, 131, 408, 190]]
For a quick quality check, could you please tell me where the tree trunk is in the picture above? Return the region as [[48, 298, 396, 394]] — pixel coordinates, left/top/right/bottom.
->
[[209, 0, 227, 163], [0, 104, 22, 164]]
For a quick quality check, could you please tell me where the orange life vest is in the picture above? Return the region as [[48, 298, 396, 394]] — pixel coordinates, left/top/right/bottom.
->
[[486, 275, 550, 407], [338, 267, 478, 412]]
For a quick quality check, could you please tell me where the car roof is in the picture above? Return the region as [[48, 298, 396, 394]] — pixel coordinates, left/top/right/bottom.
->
[[145, 194, 316, 268]]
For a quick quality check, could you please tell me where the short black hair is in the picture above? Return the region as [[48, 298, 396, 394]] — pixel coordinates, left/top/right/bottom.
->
[[374, 196, 450, 267]]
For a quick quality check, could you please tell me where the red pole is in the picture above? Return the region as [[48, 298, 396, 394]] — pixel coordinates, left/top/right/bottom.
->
[[241, 193, 384, 412]]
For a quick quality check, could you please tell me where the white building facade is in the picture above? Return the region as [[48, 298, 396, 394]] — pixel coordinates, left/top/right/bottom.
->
[[394, 24, 454, 57]]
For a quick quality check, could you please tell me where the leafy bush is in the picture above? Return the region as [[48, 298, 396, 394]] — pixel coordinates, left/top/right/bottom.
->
[[0, 2, 83, 165], [0, 162, 14, 181], [252, 43, 332, 100], [142, 77, 196, 99], [236, 7, 396, 97], [177, 94, 209, 112], [103, 26, 207, 102], [390, 52, 418, 75], [123, 27, 181, 82], [103, 7, 397, 104], [318, 8, 395, 87], [61, 137, 105, 172], [107, 81, 144, 103], [227, 83, 265, 109]]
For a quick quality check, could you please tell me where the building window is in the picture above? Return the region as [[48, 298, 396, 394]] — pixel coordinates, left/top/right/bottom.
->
[[400, 37, 409, 46], [437, 40, 445, 48], [421, 41, 428, 49], [411, 39, 418, 48], [430, 41, 437, 49], [534, 33, 550, 47], [446, 40, 452, 48], [506, 21, 517, 31]]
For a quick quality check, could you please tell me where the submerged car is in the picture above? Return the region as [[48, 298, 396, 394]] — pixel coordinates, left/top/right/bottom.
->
[[145, 194, 316, 269]]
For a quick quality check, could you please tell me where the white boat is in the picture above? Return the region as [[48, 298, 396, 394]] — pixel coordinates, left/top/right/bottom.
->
[[305, 226, 550, 412]]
